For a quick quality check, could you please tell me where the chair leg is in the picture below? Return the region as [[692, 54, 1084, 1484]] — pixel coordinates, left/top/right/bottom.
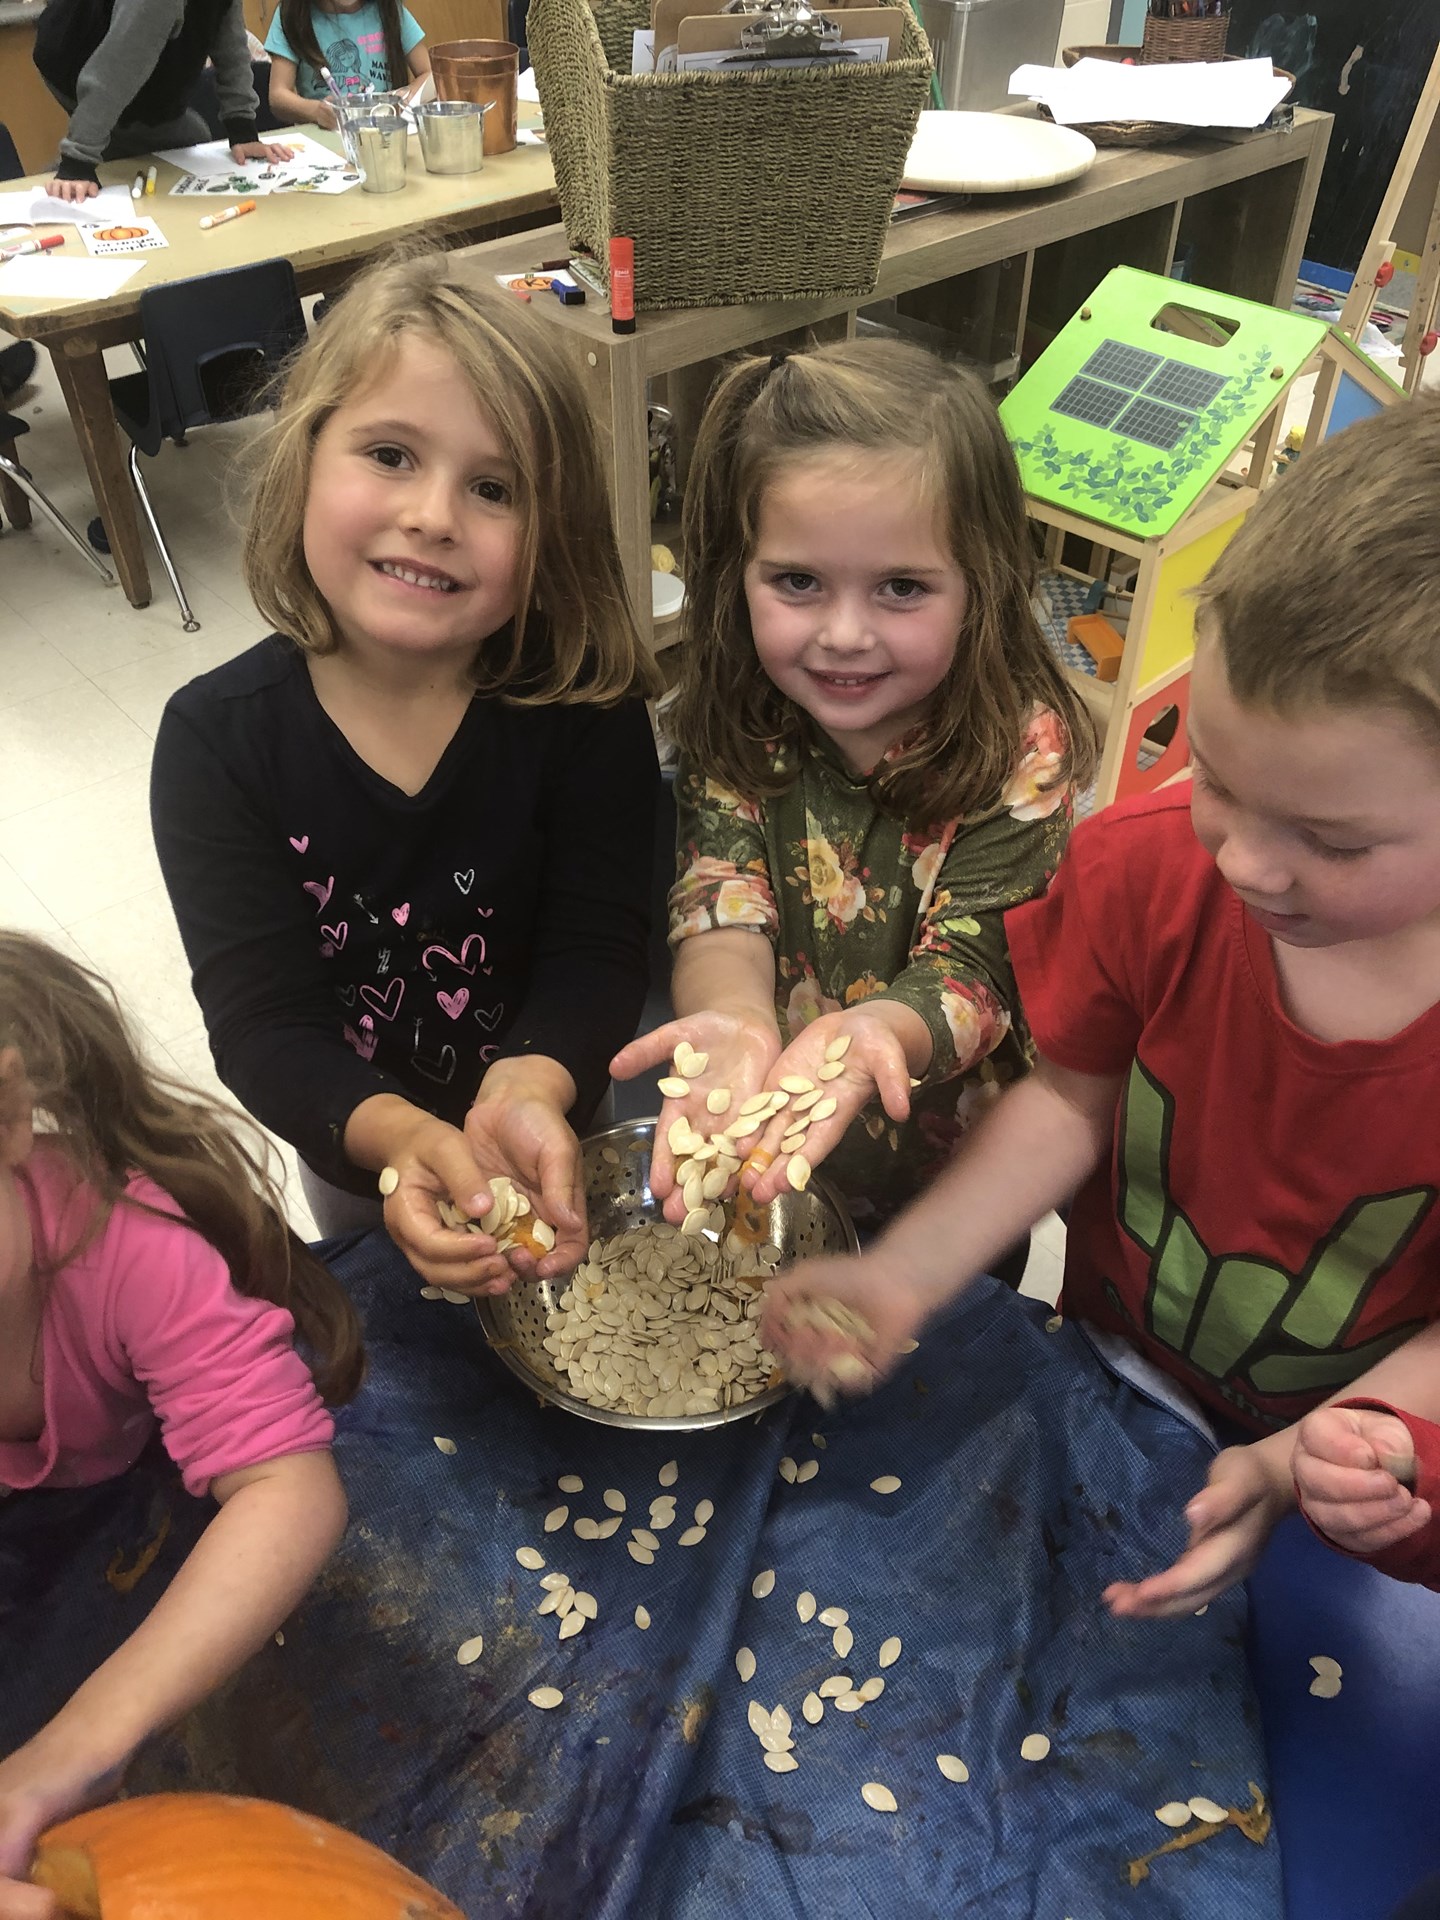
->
[[127, 444, 199, 632], [0, 440, 31, 528], [0, 449, 115, 584]]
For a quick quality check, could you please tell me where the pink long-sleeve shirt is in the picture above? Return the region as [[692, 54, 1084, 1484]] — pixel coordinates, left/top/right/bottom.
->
[[2, 1146, 333, 1499]]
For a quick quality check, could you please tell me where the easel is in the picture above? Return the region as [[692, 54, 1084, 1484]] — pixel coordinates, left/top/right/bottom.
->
[[1335, 39, 1440, 395]]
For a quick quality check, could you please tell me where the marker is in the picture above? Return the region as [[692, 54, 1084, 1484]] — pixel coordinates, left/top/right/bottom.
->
[[145, 165, 157, 196], [199, 199, 256, 230], [609, 236, 635, 335], [131, 172, 145, 199], [0, 233, 65, 262]]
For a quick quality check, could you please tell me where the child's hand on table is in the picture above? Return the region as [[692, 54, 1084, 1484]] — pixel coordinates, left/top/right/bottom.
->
[[742, 1010, 914, 1207], [761, 1246, 926, 1403], [1104, 1436, 1295, 1619], [610, 1011, 782, 1225], [45, 177, 99, 203], [1293, 1404, 1428, 1556], [231, 139, 295, 165]]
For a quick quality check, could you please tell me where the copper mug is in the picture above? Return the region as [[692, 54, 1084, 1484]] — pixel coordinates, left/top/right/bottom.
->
[[428, 40, 519, 156]]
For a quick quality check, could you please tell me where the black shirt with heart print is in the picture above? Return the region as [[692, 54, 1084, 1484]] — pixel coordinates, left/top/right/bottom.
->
[[152, 636, 658, 1192]]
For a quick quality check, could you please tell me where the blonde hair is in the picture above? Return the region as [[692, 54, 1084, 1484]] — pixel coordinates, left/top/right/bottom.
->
[[243, 248, 660, 706], [667, 338, 1094, 820], [0, 932, 363, 1406], [1197, 397, 1440, 731]]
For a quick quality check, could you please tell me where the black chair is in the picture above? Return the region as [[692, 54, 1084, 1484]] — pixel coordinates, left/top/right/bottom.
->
[[106, 259, 307, 629], [0, 119, 115, 584]]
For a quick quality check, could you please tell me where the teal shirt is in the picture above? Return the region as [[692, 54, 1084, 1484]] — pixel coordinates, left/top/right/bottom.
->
[[264, 1, 424, 98]]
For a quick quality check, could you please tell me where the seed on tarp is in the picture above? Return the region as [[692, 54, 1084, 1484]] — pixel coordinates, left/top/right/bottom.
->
[[596, 1516, 623, 1539], [795, 1459, 819, 1483], [1020, 1734, 1050, 1762], [419, 1286, 442, 1300], [818, 1675, 852, 1697], [759, 1729, 794, 1755], [528, 1687, 563, 1709], [858, 1677, 885, 1702], [1309, 1655, 1342, 1678], [679, 1525, 707, 1547], [1155, 1802, 1192, 1828], [1188, 1797, 1228, 1824], [1310, 1675, 1342, 1699], [544, 1506, 569, 1532], [748, 1701, 771, 1736], [455, 1636, 484, 1666], [558, 1609, 585, 1641], [752, 1569, 776, 1599], [897, 1340, 919, 1354], [632, 1528, 660, 1551], [440, 1289, 469, 1305], [659, 1460, 679, 1486], [878, 1635, 901, 1668], [1045, 1314, 1063, 1334], [537, 1588, 564, 1617], [603, 1489, 626, 1513], [694, 1499, 715, 1525], [377, 1165, 400, 1196], [573, 1591, 598, 1620], [817, 1062, 845, 1081], [797, 1591, 817, 1623], [574, 1518, 601, 1540], [736, 1647, 757, 1682], [540, 1571, 569, 1590], [628, 1543, 655, 1565], [835, 1693, 864, 1712], [650, 1504, 676, 1529], [870, 1475, 901, 1495], [786, 1155, 812, 1192], [559, 1474, 584, 1493], [832, 1625, 854, 1658], [771, 1704, 792, 1736], [819, 1607, 848, 1628], [516, 1546, 545, 1570], [765, 1751, 799, 1773], [1194, 1604, 1209, 1616], [635, 1606, 651, 1630], [779, 1457, 798, 1483], [937, 1755, 969, 1783], [433, 1437, 457, 1455], [861, 1782, 897, 1813], [657, 1076, 690, 1098]]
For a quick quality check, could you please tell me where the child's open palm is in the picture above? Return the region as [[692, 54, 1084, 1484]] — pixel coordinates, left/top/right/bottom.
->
[[1293, 1404, 1428, 1556], [1103, 1441, 1293, 1618], [742, 1011, 913, 1207]]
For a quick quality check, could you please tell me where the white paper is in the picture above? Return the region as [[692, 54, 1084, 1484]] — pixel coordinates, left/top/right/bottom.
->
[[157, 131, 346, 181], [78, 214, 169, 255], [518, 64, 541, 102], [0, 184, 138, 228], [1009, 56, 1288, 130], [0, 256, 144, 300], [631, 28, 656, 74]]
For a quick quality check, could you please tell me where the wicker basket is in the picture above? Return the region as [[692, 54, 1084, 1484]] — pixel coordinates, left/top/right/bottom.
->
[[1140, 13, 1228, 62], [1054, 43, 1289, 147], [528, 0, 932, 311]]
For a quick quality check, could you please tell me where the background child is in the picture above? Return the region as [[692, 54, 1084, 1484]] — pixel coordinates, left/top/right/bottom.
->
[[0, 933, 358, 1901], [265, 0, 430, 130], [34, 0, 294, 202], [762, 398, 1440, 1619], [152, 250, 660, 1296], [612, 341, 1092, 1235]]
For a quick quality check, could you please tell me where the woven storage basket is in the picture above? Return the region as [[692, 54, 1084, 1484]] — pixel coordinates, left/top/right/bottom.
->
[[1055, 43, 1284, 146], [528, 0, 932, 311], [1140, 13, 1228, 62]]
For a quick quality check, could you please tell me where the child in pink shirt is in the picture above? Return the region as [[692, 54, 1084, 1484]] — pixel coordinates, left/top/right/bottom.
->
[[0, 931, 363, 1910]]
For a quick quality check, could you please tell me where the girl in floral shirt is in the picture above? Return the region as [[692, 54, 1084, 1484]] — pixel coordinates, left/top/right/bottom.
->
[[612, 339, 1094, 1231]]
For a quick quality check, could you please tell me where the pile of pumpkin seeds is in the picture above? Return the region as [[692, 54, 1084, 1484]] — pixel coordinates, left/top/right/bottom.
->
[[658, 1035, 854, 1207]]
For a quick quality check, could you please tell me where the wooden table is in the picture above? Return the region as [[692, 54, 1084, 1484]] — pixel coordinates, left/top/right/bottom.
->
[[453, 109, 1333, 652], [0, 133, 558, 607]]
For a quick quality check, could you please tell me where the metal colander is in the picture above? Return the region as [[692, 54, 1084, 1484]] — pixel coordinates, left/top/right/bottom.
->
[[474, 1118, 859, 1431]]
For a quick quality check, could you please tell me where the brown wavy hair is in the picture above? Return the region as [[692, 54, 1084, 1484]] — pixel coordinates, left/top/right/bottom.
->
[[278, 0, 408, 93], [0, 932, 363, 1406], [243, 247, 661, 707], [667, 339, 1094, 820]]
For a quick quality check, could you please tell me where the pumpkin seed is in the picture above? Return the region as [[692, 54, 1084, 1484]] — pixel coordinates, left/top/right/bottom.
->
[[676, 1046, 708, 1077], [1154, 1802, 1192, 1828], [707, 1088, 732, 1114], [657, 1077, 691, 1098], [861, 1782, 897, 1813], [796, 1591, 817, 1623], [810, 1097, 838, 1123], [786, 1155, 812, 1192], [779, 1075, 814, 1095], [747, 1700, 770, 1736], [878, 1636, 902, 1668], [558, 1609, 585, 1640], [858, 1677, 885, 1703], [377, 1165, 400, 1196], [779, 1457, 798, 1483], [834, 1693, 864, 1712], [817, 1062, 845, 1081], [635, 1606, 651, 1630], [516, 1547, 545, 1570], [758, 1729, 795, 1755], [604, 1489, 626, 1513], [559, 1474, 584, 1493], [694, 1499, 715, 1525], [681, 1207, 710, 1237], [601, 1147, 620, 1165], [790, 1089, 823, 1113], [1188, 1797, 1227, 1824], [818, 1675, 852, 1697], [1019, 1734, 1051, 1762], [936, 1755, 969, 1783], [1309, 1675, 1342, 1698], [736, 1646, 756, 1682], [628, 1543, 655, 1565], [870, 1475, 902, 1495], [539, 1572, 569, 1591], [1309, 1655, 1342, 1678], [632, 1528, 660, 1551], [824, 1034, 852, 1062], [544, 1506, 569, 1532], [537, 1588, 564, 1617], [440, 1289, 469, 1305], [419, 1285, 442, 1300], [1045, 1314, 1063, 1334], [574, 1517, 600, 1539], [752, 1569, 776, 1599], [764, 1751, 799, 1774], [818, 1607, 848, 1628], [455, 1635, 485, 1665], [802, 1691, 824, 1724], [528, 1686, 563, 1709], [739, 1094, 773, 1116], [554, 1587, 576, 1617], [812, 1432, 827, 1448], [780, 1133, 808, 1155], [433, 1437, 457, 1455], [659, 1461, 679, 1486], [573, 1591, 598, 1620], [771, 1704, 792, 1736], [595, 1516, 622, 1539], [795, 1460, 819, 1483], [832, 1624, 854, 1658], [679, 1525, 707, 1547], [649, 1503, 676, 1529]]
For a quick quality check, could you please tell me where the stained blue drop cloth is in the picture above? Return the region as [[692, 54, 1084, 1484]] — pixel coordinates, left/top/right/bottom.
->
[[0, 1237, 1280, 1916]]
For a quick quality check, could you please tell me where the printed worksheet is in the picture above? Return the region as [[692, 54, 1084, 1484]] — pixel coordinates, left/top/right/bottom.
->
[[78, 215, 169, 255]]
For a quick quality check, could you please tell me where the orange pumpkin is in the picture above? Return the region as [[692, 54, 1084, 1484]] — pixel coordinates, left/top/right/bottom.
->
[[31, 1793, 465, 1919]]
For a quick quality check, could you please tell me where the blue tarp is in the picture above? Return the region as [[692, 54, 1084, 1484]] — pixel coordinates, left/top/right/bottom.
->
[[0, 1237, 1280, 1916]]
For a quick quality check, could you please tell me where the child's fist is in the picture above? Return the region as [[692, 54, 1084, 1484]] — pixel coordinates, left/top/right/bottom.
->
[[1293, 1404, 1429, 1557]]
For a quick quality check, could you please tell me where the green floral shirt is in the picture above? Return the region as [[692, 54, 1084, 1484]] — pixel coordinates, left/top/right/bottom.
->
[[669, 710, 1073, 1229]]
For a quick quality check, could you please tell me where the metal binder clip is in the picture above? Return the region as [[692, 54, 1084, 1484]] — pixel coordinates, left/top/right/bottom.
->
[[718, 0, 854, 64]]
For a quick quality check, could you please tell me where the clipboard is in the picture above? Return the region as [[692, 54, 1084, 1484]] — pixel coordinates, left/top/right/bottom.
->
[[653, 0, 898, 61], [674, 6, 902, 58]]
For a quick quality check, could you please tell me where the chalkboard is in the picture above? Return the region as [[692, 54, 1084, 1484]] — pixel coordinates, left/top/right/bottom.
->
[[1225, 0, 1437, 273]]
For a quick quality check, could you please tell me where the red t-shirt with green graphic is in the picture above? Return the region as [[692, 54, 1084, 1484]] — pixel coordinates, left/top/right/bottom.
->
[[1005, 789, 1440, 1435]]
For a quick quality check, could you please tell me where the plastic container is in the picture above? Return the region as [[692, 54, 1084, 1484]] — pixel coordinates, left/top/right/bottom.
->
[[429, 40, 519, 154], [919, 0, 1065, 110]]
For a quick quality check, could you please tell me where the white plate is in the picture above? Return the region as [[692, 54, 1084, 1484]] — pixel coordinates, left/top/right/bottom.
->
[[901, 111, 1096, 194], [652, 569, 685, 620]]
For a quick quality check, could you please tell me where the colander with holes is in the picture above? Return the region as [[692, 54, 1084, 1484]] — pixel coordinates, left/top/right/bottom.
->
[[473, 1118, 859, 1431]]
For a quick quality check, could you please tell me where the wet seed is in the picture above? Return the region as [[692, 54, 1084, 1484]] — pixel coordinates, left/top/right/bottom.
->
[[861, 1783, 897, 1813], [528, 1686, 563, 1709], [558, 1610, 585, 1641], [1188, 1797, 1228, 1824], [818, 1675, 852, 1698], [559, 1474, 584, 1493], [802, 1692, 824, 1724], [832, 1625, 854, 1658], [679, 1525, 707, 1547], [604, 1489, 626, 1513], [455, 1635, 485, 1665], [516, 1546, 545, 1570], [870, 1475, 902, 1495], [795, 1459, 819, 1483], [796, 1591, 817, 1623], [765, 1751, 799, 1773], [628, 1543, 655, 1565], [818, 1607, 848, 1628], [779, 1457, 798, 1483], [659, 1460, 679, 1487], [1155, 1803, 1191, 1828], [878, 1636, 902, 1668], [1020, 1734, 1051, 1763], [937, 1755, 969, 1783], [544, 1506, 569, 1532], [858, 1677, 885, 1702], [694, 1499, 715, 1525], [736, 1646, 756, 1682], [635, 1606, 651, 1630], [751, 1569, 776, 1599], [433, 1437, 457, 1455]]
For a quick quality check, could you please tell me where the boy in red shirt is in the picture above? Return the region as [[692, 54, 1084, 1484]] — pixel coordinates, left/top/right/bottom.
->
[[764, 397, 1440, 1613]]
